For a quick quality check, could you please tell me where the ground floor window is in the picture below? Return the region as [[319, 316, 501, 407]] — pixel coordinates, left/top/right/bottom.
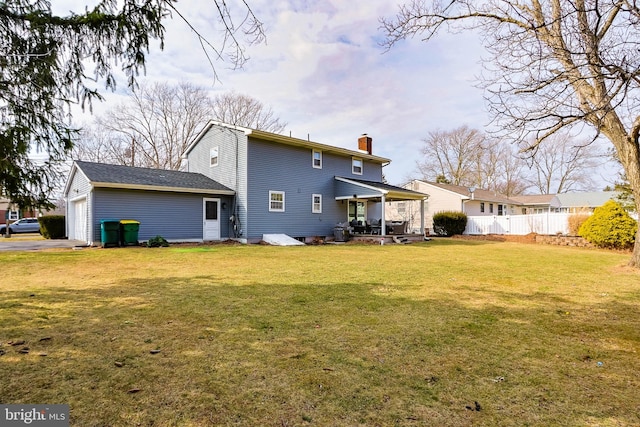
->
[[312, 194, 322, 213], [269, 191, 285, 212]]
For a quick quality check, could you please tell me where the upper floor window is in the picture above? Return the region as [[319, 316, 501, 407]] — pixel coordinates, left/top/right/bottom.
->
[[210, 146, 219, 167], [7, 211, 19, 221], [480, 202, 485, 213], [312, 150, 322, 169], [312, 194, 322, 213], [352, 157, 363, 175], [489, 203, 494, 214], [269, 191, 285, 212]]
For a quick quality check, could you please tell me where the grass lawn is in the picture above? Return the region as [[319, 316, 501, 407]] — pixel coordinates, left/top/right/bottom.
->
[[1, 240, 639, 426]]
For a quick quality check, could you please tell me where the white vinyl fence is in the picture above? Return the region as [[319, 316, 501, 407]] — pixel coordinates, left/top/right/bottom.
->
[[464, 213, 571, 235], [464, 212, 638, 236]]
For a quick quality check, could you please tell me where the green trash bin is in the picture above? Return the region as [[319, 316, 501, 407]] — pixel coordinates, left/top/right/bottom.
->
[[100, 219, 120, 248], [120, 219, 140, 246]]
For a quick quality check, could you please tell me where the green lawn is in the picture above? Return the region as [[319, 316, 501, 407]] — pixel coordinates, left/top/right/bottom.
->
[[1, 240, 639, 426]]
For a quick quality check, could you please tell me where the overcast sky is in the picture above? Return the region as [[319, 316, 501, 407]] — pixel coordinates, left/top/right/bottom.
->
[[55, 0, 617, 188]]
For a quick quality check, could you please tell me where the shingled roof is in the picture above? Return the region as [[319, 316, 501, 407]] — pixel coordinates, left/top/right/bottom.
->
[[71, 161, 234, 194], [424, 181, 518, 204], [334, 177, 427, 201]]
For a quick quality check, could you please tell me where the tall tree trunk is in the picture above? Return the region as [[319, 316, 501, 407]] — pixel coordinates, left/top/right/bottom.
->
[[604, 115, 640, 267]]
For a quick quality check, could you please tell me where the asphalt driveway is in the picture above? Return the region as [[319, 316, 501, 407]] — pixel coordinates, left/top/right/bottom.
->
[[0, 235, 86, 251]]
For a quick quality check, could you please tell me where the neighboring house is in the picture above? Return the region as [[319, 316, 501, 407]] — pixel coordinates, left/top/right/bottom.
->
[[0, 197, 38, 224], [1, 197, 18, 223], [509, 194, 558, 214], [510, 192, 620, 214], [386, 180, 522, 233], [387, 180, 624, 235], [551, 191, 619, 213], [65, 122, 426, 244]]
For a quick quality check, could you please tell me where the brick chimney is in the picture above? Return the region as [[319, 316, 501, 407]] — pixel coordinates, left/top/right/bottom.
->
[[358, 134, 372, 154]]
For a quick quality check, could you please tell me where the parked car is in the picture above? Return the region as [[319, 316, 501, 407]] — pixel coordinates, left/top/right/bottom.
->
[[0, 218, 41, 235]]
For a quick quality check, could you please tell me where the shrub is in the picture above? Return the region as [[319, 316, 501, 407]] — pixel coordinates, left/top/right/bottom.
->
[[147, 235, 169, 247], [38, 215, 66, 239], [433, 211, 468, 236], [567, 211, 591, 236], [578, 200, 637, 249]]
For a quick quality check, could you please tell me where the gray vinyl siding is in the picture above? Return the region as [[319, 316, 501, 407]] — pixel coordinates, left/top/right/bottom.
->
[[65, 168, 93, 242], [245, 138, 384, 240], [91, 188, 232, 242], [186, 126, 247, 239]]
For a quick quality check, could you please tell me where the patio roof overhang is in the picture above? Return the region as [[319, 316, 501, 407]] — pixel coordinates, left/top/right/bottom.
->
[[334, 177, 428, 202]]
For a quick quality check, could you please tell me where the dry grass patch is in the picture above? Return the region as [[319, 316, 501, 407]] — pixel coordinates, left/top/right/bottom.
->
[[1, 241, 639, 426]]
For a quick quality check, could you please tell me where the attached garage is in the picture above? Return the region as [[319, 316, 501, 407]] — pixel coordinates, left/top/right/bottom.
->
[[64, 161, 234, 245]]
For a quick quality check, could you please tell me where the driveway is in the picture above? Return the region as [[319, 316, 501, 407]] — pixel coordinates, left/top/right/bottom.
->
[[0, 235, 86, 251]]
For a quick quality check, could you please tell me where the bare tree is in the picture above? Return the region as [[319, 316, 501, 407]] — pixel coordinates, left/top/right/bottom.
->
[[416, 126, 530, 195], [469, 137, 504, 191], [211, 91, 287, 133], [525, 132, 605, 194], [417, 126, 486, 186], [382, 0, 640, 267], [73, 125, 128, 166], [75, 82, 213, 170], [74, 85, 288, 169], [494, 143, 531, 197]]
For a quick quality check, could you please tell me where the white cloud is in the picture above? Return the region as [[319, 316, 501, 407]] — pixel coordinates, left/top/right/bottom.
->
[[63, 0, 494, 185]]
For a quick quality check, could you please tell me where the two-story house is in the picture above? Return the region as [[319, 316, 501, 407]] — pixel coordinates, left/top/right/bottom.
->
[[65, 121, 426, 245]]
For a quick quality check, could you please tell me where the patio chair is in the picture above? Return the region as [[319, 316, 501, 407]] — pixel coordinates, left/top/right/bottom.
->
[[369, 219, 381, 235], [389, 221, 407, 234], [350, 219, 366, 234]]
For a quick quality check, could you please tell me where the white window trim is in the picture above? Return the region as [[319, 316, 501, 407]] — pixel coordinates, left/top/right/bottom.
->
[[269, 191, 285, 212], [312, 149, 322, 169], [7, 210, 19, 221], [210, 146, 219, 167], [352, 157, 363, 175], [312, 194, 322, 213]]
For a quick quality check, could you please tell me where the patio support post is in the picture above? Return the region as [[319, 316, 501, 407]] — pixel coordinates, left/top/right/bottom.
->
[[420, 198, 425, 235], [381, 194, 387, 236]]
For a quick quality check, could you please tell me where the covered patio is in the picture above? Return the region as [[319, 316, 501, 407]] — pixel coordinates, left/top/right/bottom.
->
[[334, 177, 428, 238]]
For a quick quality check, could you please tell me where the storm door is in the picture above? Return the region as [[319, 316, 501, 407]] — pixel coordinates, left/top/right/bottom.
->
[[203, 198, 220, 241]]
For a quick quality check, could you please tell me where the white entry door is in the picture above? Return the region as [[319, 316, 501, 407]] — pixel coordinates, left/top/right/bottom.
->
[[73, 198, 87, 241], [203, 198, 221, 241]]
